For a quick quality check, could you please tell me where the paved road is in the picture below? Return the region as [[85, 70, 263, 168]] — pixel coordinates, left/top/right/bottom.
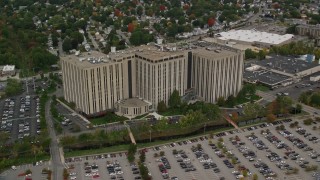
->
[[87, 33, 101, 52], [58, 38, 65, 56], [46, 99, 64, 180], [116, 30, 131, 46]]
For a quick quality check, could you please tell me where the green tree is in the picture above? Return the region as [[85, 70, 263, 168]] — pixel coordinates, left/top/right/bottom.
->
[[178, 16, 186, 25], [154, 117, 169, 131], [5, 79, 22, 96], [137, 6, 143, 16], [295, 103, 302, 113], [299, 92, 310, 105], [244, 49, 257, 60], [129, 29, 154, 46], [0, 132, 10, 146], [139, 151, 146, 163], [276, 96, 293, 114], [226, 95, 236, 107], [167, 24, 179, 37], [168, 90, 181, 108], [310, 93, 320, 107], [243, 102, 263, 119], [160, 151, 165, 156], [286, 25, 297, 34], [180, 110, 205, 128], [62, 38, 72, 52], [157, 101, 167, 113], [253, 173, 258, 180], [216, 96, 226, 107], [70, 31, 84, 46], [258, 50, 266, 60]]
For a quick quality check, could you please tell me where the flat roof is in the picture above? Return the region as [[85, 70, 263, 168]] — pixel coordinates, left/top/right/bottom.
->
[[253, 55, 319, 75], [118, 98, 150, 108], [244, 68, 292, 86], [216, 29, 294, 45], [62, 41, 242, 68], [190, 41, 240, 57]]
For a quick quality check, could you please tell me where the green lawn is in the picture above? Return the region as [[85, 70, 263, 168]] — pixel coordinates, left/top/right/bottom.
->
[[90, 113, 128, 125], [65, 144, 130, 157], [256, 85, 270, 92], [230, 94, 262, 107], [158, 108, 183, 116]]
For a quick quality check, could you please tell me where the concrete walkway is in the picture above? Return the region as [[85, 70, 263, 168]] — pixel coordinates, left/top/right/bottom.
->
[[124, 122, 136, 145], [223, 114, 243, 132]]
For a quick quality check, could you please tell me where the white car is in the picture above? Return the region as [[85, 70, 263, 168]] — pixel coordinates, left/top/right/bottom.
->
[[117, 171, 123, 175], [92, 172, 99, 176], [85, 173, 92, 177], [69, 172, 76, 176], [91, 169, 98, 173], [70, 176, 77, 180]]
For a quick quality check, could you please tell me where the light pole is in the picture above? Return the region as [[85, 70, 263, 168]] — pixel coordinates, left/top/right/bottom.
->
[[149, 129, 152, 142], [24, 71, 29, 94], [32, 68, 36, 92]]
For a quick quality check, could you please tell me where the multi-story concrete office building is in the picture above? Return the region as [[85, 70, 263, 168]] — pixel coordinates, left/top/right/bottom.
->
[[296, 24, 320, 37], [191, 42, 243, 103], [61, 42, 244, 117]]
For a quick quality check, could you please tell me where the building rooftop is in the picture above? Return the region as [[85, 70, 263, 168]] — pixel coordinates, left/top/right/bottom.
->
[[253, 55, 319, 75], [118, 98, 150, 108], [190, 41, 241, 57], [216, 29, 294, 45], [243, 67, 292, 86], [2, 65, 15, 71], [62, 41, 242, 68]]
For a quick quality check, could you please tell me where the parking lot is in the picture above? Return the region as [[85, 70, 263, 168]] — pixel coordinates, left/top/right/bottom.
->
[[60, 116, 319, 180], [54, 103, 89, 133], [0, 92, 41, 143], [3, 116, 320, 180]]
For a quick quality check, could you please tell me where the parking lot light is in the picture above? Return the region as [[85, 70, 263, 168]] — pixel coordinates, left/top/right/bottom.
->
[[203, 123, 207, 134]]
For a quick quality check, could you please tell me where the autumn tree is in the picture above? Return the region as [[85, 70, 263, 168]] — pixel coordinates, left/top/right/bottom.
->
[[159, 5, 166, 11], [128, 23, 135, 32], [230, 112, 239, 123], [267, 113, 276, 123], [207, 17, 216, 27]]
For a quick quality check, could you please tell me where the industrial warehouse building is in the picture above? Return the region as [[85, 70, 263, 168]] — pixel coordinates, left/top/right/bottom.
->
[[216, 29, 294, 48], [244, 55, 320, 89], [61, 41, 244, 117]]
